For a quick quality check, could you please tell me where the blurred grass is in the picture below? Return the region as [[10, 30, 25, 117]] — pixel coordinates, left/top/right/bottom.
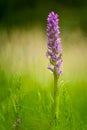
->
[[0, 26, 87, 129]]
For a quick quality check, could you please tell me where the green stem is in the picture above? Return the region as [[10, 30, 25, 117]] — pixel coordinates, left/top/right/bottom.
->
[[50, 69, 59, 129], [53, 71, 58, 120]]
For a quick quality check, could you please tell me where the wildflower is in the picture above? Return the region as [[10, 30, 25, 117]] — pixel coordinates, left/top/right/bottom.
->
[[46, 11, 62, 76]]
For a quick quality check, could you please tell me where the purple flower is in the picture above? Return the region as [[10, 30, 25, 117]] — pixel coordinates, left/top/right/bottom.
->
[[46, 11, 63, 76]]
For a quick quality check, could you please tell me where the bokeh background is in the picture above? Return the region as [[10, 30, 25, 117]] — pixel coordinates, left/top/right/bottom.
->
[[0, 0, 87, 130]]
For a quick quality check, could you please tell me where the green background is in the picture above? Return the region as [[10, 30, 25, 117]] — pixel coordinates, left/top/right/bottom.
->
[[0, 0, 87, 130]]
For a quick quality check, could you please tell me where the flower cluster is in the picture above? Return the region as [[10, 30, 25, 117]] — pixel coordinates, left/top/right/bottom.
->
[[46, 11, 62, 76]]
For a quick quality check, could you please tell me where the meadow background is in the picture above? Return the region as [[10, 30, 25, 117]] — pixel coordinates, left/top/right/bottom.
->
[[0, 0, 87, 130]]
